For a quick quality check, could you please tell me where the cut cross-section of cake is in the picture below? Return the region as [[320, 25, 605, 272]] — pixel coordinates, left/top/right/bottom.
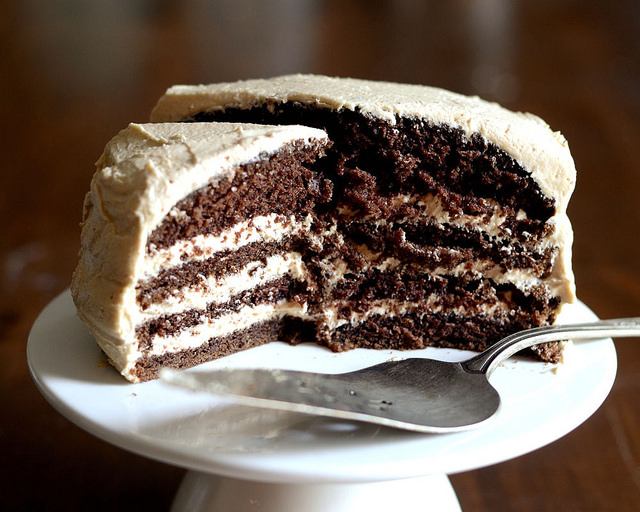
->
[[151, 75, 576, 354], [71, 122, 333, 382], [73, 75, 577, 383]]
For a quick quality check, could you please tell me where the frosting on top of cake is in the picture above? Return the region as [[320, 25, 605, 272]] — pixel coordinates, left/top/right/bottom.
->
[[150, 74, 577, 211]]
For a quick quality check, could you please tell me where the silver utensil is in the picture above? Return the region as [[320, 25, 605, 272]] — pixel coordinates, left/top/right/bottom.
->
[[161, 318, 640, 433]]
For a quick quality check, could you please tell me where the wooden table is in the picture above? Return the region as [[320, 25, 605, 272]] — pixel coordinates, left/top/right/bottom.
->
[[3, 1, 639, 510]]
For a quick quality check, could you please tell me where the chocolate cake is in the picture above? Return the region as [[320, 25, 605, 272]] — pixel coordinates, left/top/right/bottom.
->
[[73, 75, 577, 383], [71, 122, 331, 382]]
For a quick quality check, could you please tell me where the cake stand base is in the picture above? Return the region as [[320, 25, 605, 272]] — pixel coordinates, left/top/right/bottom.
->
[[170, 471, 461, 512]]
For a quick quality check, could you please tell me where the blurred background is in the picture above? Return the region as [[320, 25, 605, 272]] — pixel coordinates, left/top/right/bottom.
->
[[2, 1, 639, 510]]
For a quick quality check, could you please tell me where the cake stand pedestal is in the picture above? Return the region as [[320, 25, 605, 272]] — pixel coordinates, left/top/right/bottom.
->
[[28, 291, 617, 512], [171, 472, 459, 512]]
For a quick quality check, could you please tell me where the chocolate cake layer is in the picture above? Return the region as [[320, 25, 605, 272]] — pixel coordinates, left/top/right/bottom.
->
[[148, 139, 332, 251], [338, 220, 557, 274], [136, 276, 293, 349], [137, 237, 303, 308], [325, 311, 562, 362], [328, 269, 560, 313], [188, 105, 555, 222], [130, 319, 292, 382]]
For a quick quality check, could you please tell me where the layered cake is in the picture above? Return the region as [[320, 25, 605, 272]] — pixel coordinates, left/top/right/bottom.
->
[[73, 75, 577, 382], [71, 122, 332, 382]]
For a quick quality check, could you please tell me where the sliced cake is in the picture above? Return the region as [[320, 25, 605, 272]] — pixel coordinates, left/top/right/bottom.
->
[[73, 75, 577, 382], [71, 122, 332, 382], [151, 75, 577, 355]]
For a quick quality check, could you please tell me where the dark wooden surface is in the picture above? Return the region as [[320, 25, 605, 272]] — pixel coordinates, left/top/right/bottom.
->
[[2, 1, 640, 510]]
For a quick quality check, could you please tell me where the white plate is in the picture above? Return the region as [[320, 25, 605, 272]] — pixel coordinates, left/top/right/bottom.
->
[[28, 290, 616, 484]]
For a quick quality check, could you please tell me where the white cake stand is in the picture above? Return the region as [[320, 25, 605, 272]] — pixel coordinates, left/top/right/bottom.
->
[[28, 291, 617, 512]]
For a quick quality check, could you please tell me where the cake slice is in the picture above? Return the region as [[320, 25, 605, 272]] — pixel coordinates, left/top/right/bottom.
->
[[71, 122, 332, 382], [73, 76, 577, 383]]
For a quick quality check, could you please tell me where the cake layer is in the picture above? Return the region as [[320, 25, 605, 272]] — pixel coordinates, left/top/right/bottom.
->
[[130, 319, 297, 382], [151, 74, 576, 214], [148, 139, 331, 250], [325, 310, 562, 358], [339, 220, 556, 273]]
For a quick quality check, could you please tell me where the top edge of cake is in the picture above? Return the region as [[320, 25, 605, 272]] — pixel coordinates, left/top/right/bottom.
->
[[150, 74, 577, 208]]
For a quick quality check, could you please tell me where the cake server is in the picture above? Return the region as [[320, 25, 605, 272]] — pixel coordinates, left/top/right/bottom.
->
[[161, 317, 640, 433]]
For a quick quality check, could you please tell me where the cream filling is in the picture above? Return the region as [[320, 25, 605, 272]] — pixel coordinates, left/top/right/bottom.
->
[[370, 192, 547, 246], [414, 193, 533, 239], [145, 294, 516, 355], [148, 301, 307, 356], [138, 252, 306, 318], [142, 213, 313, 279], [393, 192, 511, 229], [350, 246, 549, 288], [321, 297, 514, 331]]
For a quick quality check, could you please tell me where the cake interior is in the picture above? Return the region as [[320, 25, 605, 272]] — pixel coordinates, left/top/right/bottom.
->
[[131, 106, 564, 381]]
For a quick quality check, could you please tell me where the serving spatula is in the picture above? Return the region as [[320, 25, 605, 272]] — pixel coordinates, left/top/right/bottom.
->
[[161, 317, 640, 433]]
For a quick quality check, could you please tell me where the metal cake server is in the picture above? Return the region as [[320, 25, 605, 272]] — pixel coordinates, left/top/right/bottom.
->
[[161, 317, 640, 433]]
